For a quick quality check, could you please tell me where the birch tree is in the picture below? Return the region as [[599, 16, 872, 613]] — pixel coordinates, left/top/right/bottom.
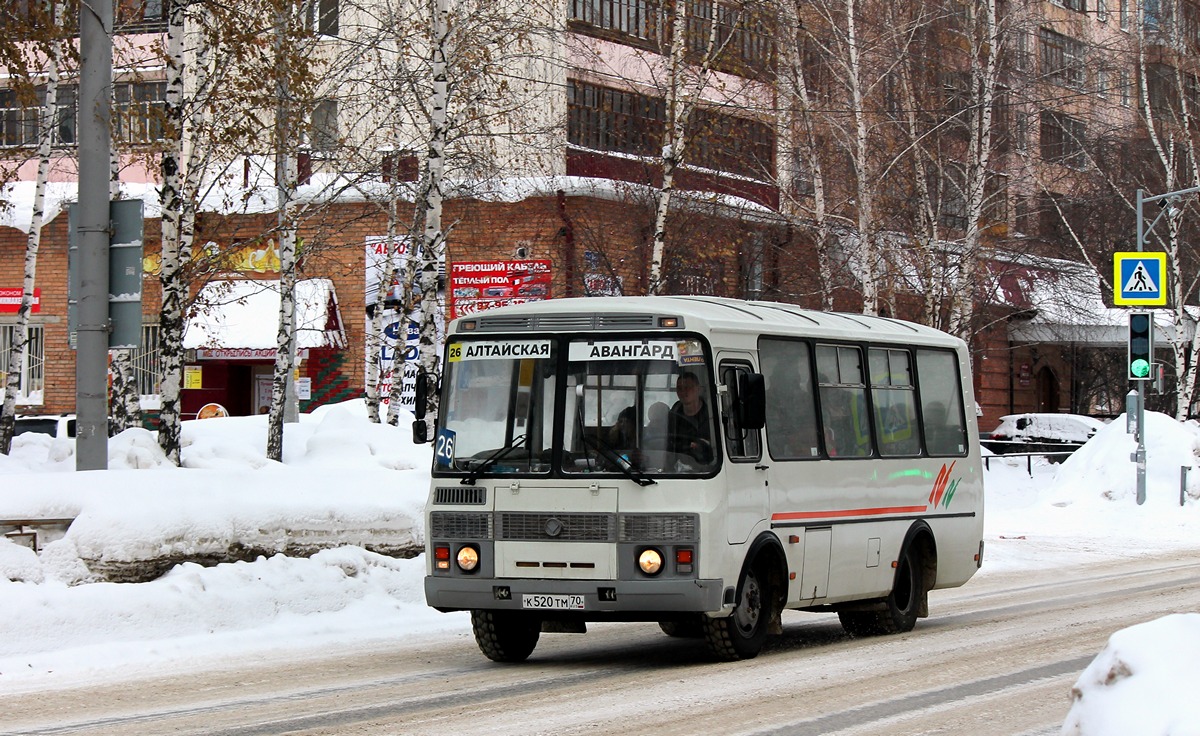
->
[[0, 1, 66, 455]]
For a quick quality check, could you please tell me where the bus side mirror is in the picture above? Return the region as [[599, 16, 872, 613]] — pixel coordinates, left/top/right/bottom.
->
[[736, 373, 766, 430], [411, 371, 430, 444], [413, 371, 428, 420]]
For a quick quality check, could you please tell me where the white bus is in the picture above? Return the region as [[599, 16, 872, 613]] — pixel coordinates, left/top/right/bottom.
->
[[417, 296, 984, 662]]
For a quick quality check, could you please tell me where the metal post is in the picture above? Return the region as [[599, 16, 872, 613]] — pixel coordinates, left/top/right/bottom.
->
[[1134, 190, 1147, 504], [1181, 466, 1189, 506], [75, 0, 113, 470]]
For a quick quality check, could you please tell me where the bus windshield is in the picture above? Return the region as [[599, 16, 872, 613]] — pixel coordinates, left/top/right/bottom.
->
[[434, 335, 718, 478]]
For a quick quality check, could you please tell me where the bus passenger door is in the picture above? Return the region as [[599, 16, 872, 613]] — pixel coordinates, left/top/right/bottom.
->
[[718, 357, 767, 545]]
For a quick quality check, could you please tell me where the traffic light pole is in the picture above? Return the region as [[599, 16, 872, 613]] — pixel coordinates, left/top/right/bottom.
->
[[1133, 184, 1200, 503]]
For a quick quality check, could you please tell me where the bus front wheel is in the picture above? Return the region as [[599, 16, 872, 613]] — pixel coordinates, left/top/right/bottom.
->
[[471, 610, 540, 662], [703, 564, 771, 661]]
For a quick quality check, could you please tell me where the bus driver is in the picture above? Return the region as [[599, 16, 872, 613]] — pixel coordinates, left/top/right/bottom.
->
[[669, 372, 714, 464]]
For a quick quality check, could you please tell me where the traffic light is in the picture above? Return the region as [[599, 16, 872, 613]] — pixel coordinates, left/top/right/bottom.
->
[[1128, 312, 1153, 380]]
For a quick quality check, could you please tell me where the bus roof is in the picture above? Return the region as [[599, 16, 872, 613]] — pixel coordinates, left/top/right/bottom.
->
[[451, 296, 964, 348]]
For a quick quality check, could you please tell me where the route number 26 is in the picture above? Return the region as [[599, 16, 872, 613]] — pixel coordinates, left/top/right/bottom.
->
[[435, 428, 457, 467]]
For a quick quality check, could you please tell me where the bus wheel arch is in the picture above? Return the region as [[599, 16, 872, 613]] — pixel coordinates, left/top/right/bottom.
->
[[703, 533, 787, 661], [839, 522, 937, 636]]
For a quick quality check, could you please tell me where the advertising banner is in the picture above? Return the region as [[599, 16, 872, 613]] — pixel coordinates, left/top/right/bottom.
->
[[449, 259, 552, 319]]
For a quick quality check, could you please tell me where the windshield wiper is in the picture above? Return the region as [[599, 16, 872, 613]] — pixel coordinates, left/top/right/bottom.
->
[[460, 434, 527, 486], [582, 433, 656, 487]]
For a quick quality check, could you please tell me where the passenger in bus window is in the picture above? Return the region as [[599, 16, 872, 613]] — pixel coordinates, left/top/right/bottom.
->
[[608, 406, 638, 450], [669, 373, 714, 463]]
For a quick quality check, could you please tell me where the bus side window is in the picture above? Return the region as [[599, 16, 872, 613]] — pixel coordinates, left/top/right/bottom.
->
[[817, 344, 872, 458], [870, 348, 920, 457], [761, 338, 820, 459], [917, 349, 969, 456]]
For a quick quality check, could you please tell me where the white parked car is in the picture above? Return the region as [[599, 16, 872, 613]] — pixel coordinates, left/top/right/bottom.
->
[[983, 412, 1106, 453], [14, 413, 76, 440]]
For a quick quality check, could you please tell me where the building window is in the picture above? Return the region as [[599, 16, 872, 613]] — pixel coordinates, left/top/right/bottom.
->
[[1097, 0, 1108, 21], [0, 84, 78, 148], [1120, 0, 1130, 29], [1039, 28, 1086, 90], [114, 81, 167, 144], [135, 324, 162, 397], [1015, 111, 1030, 153], [0, 88, 39, 147], [1120, 69, 1131, 106], [1013, 30, 1031, 73], [938, 171, 967, 231], [310, 98, 338, 153], [1051, 0, 1086, 11], [685, 0, 772, 74], [687, 107, 776, 181], [569, 0, 666, 44], [568, 79, 665, 157], [0, 324, 44, 404], [305, 0, 339, 36], [116, 0, 166, 33], [1040, 110, 1086, 168], [984, 172, 1009, 229], [1097, 68, 1110, 99]]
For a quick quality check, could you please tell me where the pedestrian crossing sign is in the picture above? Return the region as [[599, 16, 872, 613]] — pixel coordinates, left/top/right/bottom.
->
[[1113, 252, 1167, 306]]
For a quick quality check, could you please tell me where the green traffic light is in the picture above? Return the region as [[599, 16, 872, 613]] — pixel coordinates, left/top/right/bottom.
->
[[1131, 358, 1151, 378]]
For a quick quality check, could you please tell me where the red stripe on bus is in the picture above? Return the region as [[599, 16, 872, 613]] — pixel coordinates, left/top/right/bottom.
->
[[772, 506, 928, 521]]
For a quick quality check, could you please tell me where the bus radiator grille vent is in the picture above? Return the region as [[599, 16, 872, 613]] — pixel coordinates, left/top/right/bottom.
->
[[620, 514, 699, 542], [596, 314, 657, 329], [430, 511, 494, 540], [433, 486, 487, 505], [533, 315, 595, 329], [499, 513, 614, 542], [476, 316, 533, 331]]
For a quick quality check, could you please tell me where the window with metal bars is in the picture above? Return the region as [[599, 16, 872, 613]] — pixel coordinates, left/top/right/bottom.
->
[[0, 324, 44, 403], [569, 0, 666, 43], [134, 323, 162, 397], [568, 80, 665, 157], [1040, 110, 1086, 168]]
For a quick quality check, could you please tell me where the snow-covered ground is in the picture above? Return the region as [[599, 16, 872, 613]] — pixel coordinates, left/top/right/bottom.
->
[[2, 401, 1199, 735]]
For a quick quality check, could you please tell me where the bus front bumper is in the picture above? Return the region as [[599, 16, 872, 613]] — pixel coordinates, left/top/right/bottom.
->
[[425, 576, 727, 614]]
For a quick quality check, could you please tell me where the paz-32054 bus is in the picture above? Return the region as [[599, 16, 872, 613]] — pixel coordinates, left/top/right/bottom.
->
[[415, 296, 984, 662]]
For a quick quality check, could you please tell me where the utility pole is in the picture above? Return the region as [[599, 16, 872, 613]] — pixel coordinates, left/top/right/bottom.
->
[[75, 0, 113, 470]]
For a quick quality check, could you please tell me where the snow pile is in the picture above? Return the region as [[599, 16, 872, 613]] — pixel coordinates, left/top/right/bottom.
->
[[1062, 614, 1200, 736]]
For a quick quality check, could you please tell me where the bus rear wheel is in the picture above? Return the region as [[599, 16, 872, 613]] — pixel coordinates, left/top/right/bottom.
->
[[471, 610, 540, 662], [704, 565, 771, 661], [838, 544, 922, 636]]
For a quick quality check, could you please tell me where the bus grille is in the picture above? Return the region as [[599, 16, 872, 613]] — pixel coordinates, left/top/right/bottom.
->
[[433, 486, 487, 505], [472, 313, 660, 332], [620, 514, 699, 542], [498, 512, 615, 541], [430, 512, 493, 539]]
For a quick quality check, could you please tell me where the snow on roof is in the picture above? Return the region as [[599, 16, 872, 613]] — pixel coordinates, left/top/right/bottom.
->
[[183, 278, 346, 351]]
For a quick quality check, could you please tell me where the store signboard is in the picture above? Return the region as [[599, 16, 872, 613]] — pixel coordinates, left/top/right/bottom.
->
[[0, 287, 40, 314], [449, 260, 552, 319]]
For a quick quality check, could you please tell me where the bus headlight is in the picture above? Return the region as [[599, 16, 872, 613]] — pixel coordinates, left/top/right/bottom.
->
[[457, 545, 480, 572], [638, 548, 663, 575]]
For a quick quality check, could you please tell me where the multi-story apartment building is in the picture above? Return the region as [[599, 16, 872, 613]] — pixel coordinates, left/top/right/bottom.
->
[[0, 0, 1194, 425]]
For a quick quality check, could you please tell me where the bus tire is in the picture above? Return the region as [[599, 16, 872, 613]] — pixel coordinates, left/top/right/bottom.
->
[[703, 562, 771, 661], [838, 543, 923, 636], [471, 609, 540, 662], [658, 617, 704, 638]]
